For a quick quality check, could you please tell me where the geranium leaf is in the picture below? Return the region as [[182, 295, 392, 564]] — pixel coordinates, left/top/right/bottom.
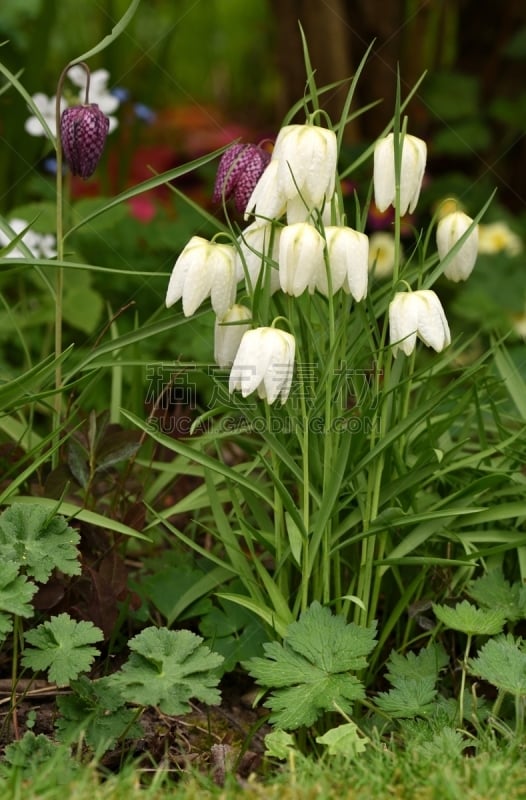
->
[[433, 600, 507, 636], [469, 634, 526, 696], [244, 602, 377, 730], [0, 504, 80, 582], [107, 627, 224, 715], [22, 613, 103, 687]]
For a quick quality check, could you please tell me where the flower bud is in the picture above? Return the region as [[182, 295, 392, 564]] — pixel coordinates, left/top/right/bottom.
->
[[437, 211, 478, 282], [60, 103, 109, 179], [213, 144, 271, 214]]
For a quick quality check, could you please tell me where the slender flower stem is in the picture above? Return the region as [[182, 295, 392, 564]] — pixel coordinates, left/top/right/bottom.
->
[[53, 62, 90, 466]]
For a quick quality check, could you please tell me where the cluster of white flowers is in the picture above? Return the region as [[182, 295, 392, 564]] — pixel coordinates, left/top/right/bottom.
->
[[24, 67, 120, 139], [0, 218, 56, 259], [166, 123, 481, 403]]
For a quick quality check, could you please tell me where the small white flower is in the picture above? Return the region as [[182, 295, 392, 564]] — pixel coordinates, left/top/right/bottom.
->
[[214, 304, 252, 368], [368, 232, 397, 279], [235, 220, 281, 294], [318, 226, 369, 301], [0, 218, 56, 259], [166, 236, 237, 318], [279, 222, 325, 296], [478, 221, 523, 256], [229, 327, 295, 404], [374, 132, 427, 216], [389, 289, 450, 357], [436, 211, 478, 282], [24, 93, 66, 138]]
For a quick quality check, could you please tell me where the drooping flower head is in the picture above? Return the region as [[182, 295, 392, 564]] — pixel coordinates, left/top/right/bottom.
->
[[229, 327, 296, 404], [436, 211, 478, 282], [374, 132, 427, 216], [389, 289, 450, 357], [60, 104, 110, 179], [213, 144, 271, 214], [166, 235, 237, 318], [214, 304, 252, 368]]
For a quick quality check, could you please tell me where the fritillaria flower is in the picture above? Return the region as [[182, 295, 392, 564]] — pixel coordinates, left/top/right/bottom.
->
[[60, 104, 110, 179], [213, 144, 271, 214], [235, 220, 281, 294], [166, 236, 237, 318], [319, 226, 369, 301], [374, 132, 427, 216], [229, 327, 295, 404], [389, 289, 450, 357], [214, 304, 252, 368], [246, 123, 337, 224], [436, 211, 478, 282], [279, 222, 325, 296]]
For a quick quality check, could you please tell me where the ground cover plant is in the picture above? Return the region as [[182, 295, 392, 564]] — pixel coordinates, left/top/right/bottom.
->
[[1, 1, 526, 797]]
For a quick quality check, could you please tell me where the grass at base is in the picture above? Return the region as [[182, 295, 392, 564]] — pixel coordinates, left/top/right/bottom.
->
[[2, 735, 526, 800]]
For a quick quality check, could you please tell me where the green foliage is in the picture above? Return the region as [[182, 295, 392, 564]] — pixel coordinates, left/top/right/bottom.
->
[[107, 627, 224, 715], [467, 570, 526, 623], [0, 561, 37, 640], [432, 601, 507, 637], [469, 635, 526, 697], [245, 603, 377, 730], [1, 731, 77, 784], [316, 721, 370, 758], [375, 644, 449, 719], [55, 675, 142, 753], [0, 503, 80, 582], [22, 613, 103, 687]]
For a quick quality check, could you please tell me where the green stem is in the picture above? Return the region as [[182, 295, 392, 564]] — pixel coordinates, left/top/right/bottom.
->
[[459, 633, 472, 726]]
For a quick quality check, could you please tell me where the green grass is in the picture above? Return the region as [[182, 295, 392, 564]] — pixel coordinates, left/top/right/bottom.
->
[[3, 736, 526, 800]]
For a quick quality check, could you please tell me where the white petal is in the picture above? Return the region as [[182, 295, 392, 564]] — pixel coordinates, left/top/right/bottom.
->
[[389, 293, 419, 357], [373, 135, 396, 213], [416, 290, 451, 351]]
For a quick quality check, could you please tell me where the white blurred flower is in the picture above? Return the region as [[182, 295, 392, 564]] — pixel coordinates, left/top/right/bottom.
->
[[166, 236, 237, 318], [25, 67, 121, 139], [0, 218, 56, 259], [478, 222, 523, 257], [374, 132, 427, 216], [235, 220, 281, 294], [24, 93, 67, 138], [229, 327, 295, 404], [389, 289, 450, 357], [214, 304, 252, 368], [279, 222, 325, 296], [437, 211, 478, 282], [67, 66, 120, 131], [318, 226, 369, 301], [368, 232, 397, 279]]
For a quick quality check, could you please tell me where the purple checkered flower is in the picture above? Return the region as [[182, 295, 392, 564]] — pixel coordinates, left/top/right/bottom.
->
[[60, 103, 110, 179], [213, 143, 271, 213]]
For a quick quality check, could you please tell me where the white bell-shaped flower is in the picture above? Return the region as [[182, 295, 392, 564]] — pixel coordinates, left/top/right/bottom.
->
[[273, 124, 337, 209], [229, 327, 296, 404], [389, 289, 450, 357], [235, 220, 281, 294], [318, 226, 369, 301], [244, 159, 286, 222], [374, 132, 427, 216], [166, 236, 237, 318], [279, 222, 325, 296], [214, 304, 252, 368], [436, 211, 478, 282]]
